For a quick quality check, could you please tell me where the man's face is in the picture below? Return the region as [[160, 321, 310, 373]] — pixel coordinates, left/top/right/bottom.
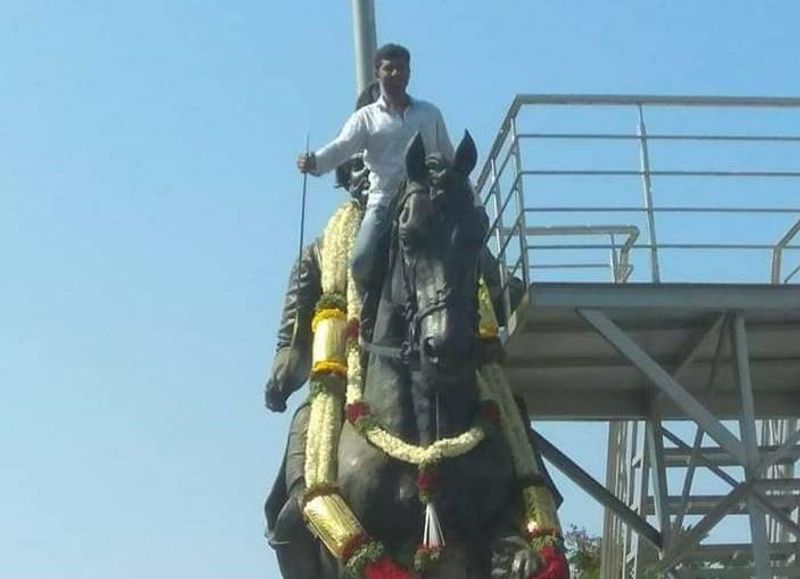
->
[[376, 57, 410, 97]]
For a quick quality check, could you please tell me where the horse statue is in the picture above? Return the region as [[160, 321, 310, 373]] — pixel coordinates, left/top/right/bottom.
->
[[265, 133, 569, 579]]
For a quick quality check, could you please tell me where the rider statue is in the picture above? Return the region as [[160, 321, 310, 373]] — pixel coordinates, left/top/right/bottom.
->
[[265, 43, 565, 579]]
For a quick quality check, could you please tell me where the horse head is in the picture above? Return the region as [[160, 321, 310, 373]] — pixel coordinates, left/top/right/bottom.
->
[[395, 131, 488, 390]]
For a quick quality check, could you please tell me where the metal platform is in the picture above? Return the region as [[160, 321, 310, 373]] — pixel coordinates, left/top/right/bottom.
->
[[476, 95, 800, 578], [505, 283, 800, 420]]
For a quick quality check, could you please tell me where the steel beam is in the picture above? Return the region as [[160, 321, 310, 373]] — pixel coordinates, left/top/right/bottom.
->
[[731, 313, 761, 469], [637, 106, 661, 282], [652, 482, 754, 574], [661, 428, 738, 487], [663, 429, 800, 539], [672, 313, 727, 380], [730, 313, 771, 578], [530, 429, 662, 549], [673, 316, 729, 533], [752, 489, 800, 540], [646, 406, 671, 548], [528, 282, 800, 310], [578, 308, 747, 464], [758, 426, 800, 475], [663, 444, 799, 468]]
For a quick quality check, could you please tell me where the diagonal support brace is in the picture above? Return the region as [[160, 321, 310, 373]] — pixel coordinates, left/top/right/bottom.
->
[[578, 308, 747, 465]]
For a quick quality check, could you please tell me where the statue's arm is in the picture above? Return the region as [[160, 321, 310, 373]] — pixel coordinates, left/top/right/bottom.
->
[[264, 239, 322, 412]]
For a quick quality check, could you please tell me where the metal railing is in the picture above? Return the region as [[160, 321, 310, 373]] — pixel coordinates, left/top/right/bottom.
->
[[478, 95, 800, 320]]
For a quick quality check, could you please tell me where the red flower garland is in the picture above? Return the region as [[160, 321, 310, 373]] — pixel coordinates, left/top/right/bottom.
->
[[416, 464, 438, 505], [364, 557, 413, 579], [528, 545, 569, 579], [416, 468, 437, 493], [341, 533, 370, 564]]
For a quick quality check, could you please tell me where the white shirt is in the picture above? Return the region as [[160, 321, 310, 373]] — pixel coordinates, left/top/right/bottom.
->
[[313, 94, 455, 207]]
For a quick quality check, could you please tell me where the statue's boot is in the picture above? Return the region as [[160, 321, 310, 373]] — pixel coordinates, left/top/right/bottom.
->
[[269, 405, 321, 579]]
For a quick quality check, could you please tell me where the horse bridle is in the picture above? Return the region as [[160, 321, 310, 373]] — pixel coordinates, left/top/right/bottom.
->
[[359, 183, 477, 365]]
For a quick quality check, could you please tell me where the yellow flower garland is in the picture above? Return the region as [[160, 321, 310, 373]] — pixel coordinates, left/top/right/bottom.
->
[[304, 201, 362, 490], [311, 307, 347, 332], [477, 278, 500, 339], [311, 360, 348, 379]]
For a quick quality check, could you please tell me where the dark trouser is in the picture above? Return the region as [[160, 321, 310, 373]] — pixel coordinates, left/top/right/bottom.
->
[[350, 201, 392, 297]]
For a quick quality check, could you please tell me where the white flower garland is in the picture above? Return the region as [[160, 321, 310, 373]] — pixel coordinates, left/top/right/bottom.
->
[[363, 423, 487, 465], [304, 200, 362, 488]]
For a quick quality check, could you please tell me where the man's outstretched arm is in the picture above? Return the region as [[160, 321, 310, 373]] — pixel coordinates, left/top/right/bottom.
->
[[296, 111, 368, 177]]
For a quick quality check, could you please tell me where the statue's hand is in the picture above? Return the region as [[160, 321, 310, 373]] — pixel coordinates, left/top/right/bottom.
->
[[264, 346, 309, 413], [490, 535, 541, 579], [265, 381, 288, 413]]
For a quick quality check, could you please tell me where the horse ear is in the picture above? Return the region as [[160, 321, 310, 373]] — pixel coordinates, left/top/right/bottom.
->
[[453, 131, 477, 176], [405, 132, 427, 183]]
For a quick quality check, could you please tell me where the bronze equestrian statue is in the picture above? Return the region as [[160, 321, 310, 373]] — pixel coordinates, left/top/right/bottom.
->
[[264, 135, 569, 578]]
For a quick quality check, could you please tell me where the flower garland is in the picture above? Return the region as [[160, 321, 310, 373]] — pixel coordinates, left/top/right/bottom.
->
[[344, 401, 490, 465], [300, 199, 567, 579], [476, 278, 568, 579], [311, 307, 347, 332], [304, 201, 362, 489], [299, 201, 412, 579]]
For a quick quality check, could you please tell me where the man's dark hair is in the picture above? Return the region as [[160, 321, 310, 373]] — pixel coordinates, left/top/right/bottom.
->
[[373, 43, 410, 69]]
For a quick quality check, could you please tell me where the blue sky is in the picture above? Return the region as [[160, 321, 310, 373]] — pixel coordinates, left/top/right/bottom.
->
[[3, 2, 800, 578]]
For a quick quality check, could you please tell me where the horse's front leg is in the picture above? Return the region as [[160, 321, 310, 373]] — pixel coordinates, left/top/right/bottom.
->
[[489, 525, 570, 579], [337, 423, 422, 559]]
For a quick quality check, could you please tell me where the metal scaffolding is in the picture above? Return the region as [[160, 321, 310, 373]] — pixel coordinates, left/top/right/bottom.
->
[[476, 95, 800, 578]]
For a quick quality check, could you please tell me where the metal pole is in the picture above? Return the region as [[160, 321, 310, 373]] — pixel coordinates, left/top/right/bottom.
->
[[510, 117, 531, 287], [730, 313, 771, 578], [637, 105, 661, 283], [351, 0, 377, 95], [646, 410, 671, 552], [490, 158, 512, 322]]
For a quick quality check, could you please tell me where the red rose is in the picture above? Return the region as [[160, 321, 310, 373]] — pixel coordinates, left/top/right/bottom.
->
[[528, 545, 569, 579], [365, 557, 412, 579], [417, 470, 437, 492], [346, 402, 369, 424], [345, 318, 360, 341], [480, 400, 501, 424]]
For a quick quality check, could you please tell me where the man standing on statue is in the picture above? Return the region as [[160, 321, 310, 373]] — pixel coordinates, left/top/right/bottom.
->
[[297, 42, 454, 294]]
